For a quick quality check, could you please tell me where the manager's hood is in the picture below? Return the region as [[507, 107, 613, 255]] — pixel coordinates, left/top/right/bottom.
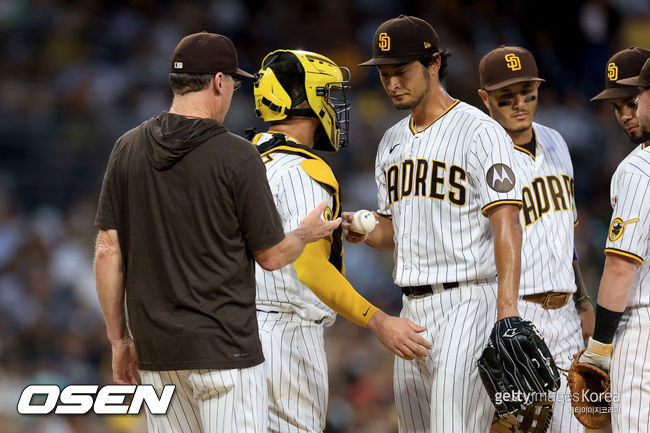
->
[[146, 111, 227, 170]]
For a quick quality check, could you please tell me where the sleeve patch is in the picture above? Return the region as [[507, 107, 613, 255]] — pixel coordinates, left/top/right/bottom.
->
[[486, 163, 516, 193], [608, 217, 640, 242]]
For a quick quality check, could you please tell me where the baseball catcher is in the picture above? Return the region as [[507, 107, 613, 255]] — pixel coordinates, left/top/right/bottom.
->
[[478, 317, 560, 432], [250, 48, 432, 433]]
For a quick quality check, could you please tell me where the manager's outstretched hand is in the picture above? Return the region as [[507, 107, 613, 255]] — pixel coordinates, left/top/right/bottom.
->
[[299, 199, 342, 243]]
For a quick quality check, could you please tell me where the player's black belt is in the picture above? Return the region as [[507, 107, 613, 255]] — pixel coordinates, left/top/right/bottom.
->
[[402, 282, 459, 296]]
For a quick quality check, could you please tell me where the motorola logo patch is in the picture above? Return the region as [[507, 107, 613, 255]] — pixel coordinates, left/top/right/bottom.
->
[[486, 164, 516, 193]]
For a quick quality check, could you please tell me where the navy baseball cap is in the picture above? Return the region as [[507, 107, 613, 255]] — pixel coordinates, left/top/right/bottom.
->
[[479, 45, 544, 91], [590, 47, 650, 101], [170, 32, 254, 78], [359, 15, 439, 66], [617, 58, 650, 88]]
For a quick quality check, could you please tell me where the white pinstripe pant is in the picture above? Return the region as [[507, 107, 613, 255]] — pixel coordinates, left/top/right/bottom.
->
[[140, 366, 267, 433], [257, 310, 329, 433], [394, 281, 497, 433], [610, 305, 650, 433], [517, 298, 585, 433]]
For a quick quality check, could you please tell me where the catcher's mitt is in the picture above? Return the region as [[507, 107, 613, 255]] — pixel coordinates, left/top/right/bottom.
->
[[478, 317, 560, 416], [567, 349, 611, 428]]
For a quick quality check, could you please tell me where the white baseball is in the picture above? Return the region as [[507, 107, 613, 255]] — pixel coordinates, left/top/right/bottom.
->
[[351, 210, 377, 235]]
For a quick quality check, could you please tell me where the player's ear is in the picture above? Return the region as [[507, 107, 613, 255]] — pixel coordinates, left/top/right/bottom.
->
[[477, 89, 489, 110], [213, 72, 224, 95], [428, 54, 441, 77]]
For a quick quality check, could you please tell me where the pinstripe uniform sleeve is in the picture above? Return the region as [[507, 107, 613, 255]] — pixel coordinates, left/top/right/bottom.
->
[[468, 124, 522, 215], [375, 165, 391, 217], [276, 165, 334, 232], [605, 170, 650, 265], [375, 137, 392, 217]]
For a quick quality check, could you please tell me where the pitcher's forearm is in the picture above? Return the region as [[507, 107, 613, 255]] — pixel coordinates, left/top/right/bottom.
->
[[365, 214, 395, 251]]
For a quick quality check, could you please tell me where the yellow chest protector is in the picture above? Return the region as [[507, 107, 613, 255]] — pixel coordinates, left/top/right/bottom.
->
[[255, 134, 343, 272]]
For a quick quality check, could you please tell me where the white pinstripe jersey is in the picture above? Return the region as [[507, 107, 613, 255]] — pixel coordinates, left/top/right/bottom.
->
[[512, 123, 578, 295], [375, 100, 522, 287], [605, 144, 650, 307], [252, 132, 336, 325]]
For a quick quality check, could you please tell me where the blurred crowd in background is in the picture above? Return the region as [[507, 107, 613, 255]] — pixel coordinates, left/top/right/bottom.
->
[[1, 0, 649, 432]]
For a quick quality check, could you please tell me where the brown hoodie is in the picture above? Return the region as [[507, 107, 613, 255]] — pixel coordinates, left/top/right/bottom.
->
[[95, 112, 284, 371]]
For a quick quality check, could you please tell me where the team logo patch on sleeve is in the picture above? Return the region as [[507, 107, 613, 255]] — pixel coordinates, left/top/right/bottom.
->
[[486, 164, 516, 193], [608, 217, 639, 242]]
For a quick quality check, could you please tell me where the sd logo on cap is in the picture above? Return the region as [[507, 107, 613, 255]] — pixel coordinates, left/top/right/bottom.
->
[[359, 15, 439, 66]]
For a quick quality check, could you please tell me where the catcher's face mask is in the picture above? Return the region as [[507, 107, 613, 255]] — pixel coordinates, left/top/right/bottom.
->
[[253, 49, 351, 152]]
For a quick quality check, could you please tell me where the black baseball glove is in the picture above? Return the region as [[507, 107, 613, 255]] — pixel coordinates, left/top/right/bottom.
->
[[477, 316, 560, 416]]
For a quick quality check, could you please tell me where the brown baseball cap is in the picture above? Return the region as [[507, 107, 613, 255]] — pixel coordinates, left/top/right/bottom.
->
[[170, 32, 254, 78], [359, 15, 439, 66], [617, 58, 650, 88], [479, 45, 544, 91], [590, 47, 650, 101]]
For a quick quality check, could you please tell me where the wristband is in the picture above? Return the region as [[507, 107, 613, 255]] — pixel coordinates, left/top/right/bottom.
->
[[575, 295, 591, 305], [593, 304, 624, 344]]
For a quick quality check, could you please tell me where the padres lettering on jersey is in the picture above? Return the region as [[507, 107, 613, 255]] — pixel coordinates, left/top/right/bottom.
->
[[512, 124, 578, 295], [385, 158, 467, 205], [376, 101, 522, 286], [252, 132, 341, 324], [520, 175, 575, 226], [605, 146, 650, 307]]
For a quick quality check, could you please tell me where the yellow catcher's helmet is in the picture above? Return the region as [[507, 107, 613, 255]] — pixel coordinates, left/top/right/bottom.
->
[[253, 49, 351, 152]]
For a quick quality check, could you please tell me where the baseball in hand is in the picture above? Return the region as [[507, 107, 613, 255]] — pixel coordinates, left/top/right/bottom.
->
[[351, 210, 377, 234]]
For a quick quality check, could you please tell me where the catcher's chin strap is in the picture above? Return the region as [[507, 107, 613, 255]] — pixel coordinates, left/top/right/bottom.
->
[[259, 96, 316, 119], [490, 398, 553, 433]]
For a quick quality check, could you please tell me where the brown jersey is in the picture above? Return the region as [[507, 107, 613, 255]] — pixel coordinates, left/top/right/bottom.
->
[[95, 112, 284, 371]]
